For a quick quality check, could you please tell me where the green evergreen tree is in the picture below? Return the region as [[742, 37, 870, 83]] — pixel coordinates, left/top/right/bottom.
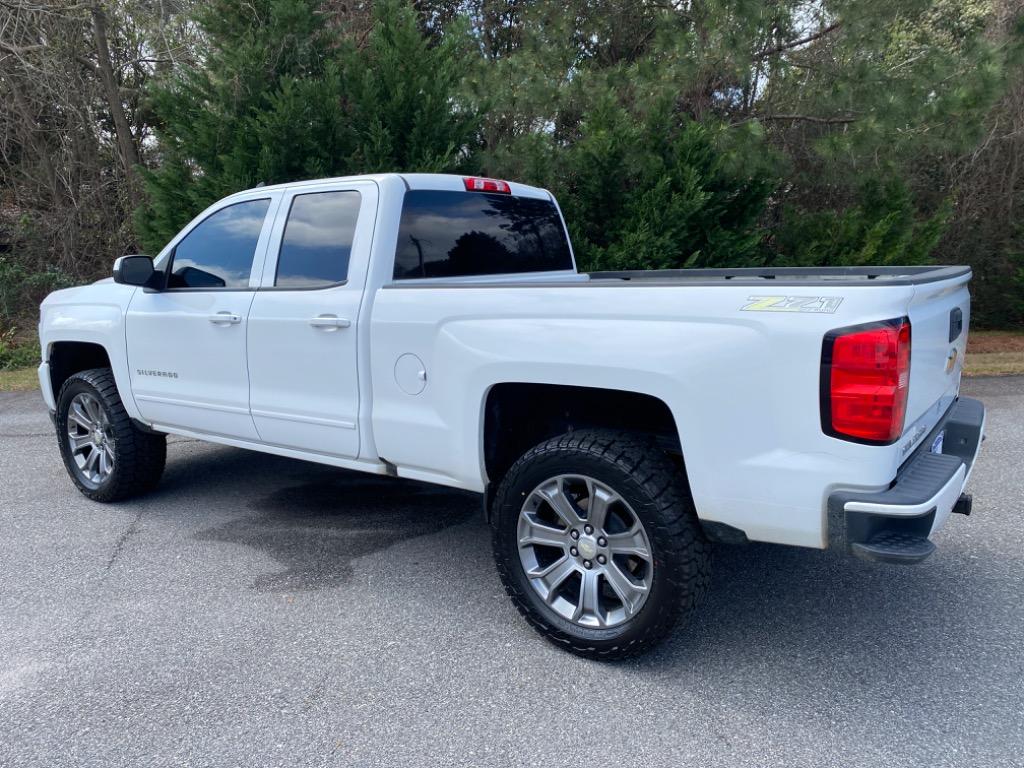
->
[[135, 0, 343, 252], [341, 1, 481, 172], [560, 100, 777, 271], [136, 0, 482, 253], [486, 93, 777, 272], [772, 177, 951, 267]]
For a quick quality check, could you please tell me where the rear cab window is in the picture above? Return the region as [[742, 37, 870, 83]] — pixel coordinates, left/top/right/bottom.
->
[[393, 190, 573, 280]]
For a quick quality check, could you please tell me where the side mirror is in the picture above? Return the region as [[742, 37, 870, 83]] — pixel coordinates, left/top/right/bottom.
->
[[113, 255, 160, 289]]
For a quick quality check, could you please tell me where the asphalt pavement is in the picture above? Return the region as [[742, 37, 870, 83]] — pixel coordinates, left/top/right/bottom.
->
[[1, 376, 1022, 767]]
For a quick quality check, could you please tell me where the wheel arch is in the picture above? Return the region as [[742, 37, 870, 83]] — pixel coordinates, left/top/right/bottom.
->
[[481, 382, 687, 512], [47, 341, 113, 404]]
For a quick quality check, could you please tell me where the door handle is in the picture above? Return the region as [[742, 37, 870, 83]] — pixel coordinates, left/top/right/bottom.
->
[[208, 311, 242, 325], [309, 315, 351, 330]]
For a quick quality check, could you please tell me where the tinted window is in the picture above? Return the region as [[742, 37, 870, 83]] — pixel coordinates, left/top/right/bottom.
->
[[275, 191, 361, 288], [168, 198, 271, 289], [393, 190, 573, 279]]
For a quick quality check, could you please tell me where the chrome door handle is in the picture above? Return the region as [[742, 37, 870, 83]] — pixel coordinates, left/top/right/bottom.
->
[[208, 311, 242, 325], [309, 315, 351, 330]]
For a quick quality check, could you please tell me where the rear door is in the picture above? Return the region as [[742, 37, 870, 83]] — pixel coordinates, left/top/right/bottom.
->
[[246, 181, 378, 458], [126, 192, 279, 439]]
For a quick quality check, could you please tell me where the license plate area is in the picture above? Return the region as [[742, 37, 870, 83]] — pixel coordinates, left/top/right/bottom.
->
[[930, 430, 946, 455]]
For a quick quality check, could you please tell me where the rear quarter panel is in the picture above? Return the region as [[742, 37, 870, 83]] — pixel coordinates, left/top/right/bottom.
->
[[369, 281, 923, 548]]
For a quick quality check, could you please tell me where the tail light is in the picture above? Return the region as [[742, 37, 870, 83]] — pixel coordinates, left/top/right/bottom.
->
[[463, 177, 511, 194], [821, 318, 911, 444]]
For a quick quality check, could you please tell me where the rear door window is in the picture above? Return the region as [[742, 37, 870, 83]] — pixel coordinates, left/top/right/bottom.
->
[[393, 190, 573, 280], [275, 191, 361, 288]]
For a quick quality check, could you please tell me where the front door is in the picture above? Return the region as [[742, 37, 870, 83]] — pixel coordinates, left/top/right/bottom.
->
[[246, 182, 378, 458], [126, 193, 278, 440]]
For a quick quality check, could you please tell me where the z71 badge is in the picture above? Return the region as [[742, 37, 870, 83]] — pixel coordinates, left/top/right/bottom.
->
[[741, 296, 843, 314]]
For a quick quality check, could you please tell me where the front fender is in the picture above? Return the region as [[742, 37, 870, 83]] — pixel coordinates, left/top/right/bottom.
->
[[39, 284, 139, 419]]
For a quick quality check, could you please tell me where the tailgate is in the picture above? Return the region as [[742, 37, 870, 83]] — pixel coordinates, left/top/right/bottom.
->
[[902, 271, 971, 445]]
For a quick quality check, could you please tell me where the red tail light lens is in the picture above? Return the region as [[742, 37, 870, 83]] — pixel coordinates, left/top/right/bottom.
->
[[821, 318, 911, 444], [463, 177, 511, 194]]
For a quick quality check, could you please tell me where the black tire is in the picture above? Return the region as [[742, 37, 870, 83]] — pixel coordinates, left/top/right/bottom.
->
[[491, 429, 710, 660], [55, 368, 166, 502]]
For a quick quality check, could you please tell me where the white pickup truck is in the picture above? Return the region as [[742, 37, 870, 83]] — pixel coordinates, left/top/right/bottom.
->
[[38, 173, 985, 658]]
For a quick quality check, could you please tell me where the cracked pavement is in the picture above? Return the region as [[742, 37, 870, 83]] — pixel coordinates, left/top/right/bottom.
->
[[1, 376, 1022, 767]]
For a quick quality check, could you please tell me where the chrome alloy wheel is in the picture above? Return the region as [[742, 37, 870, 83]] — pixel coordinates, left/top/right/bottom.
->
[[517, 474, 654, 628], [66, 392, 115, 487]]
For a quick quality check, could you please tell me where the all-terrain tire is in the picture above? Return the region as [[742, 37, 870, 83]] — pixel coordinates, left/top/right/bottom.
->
[[491, 429, 711, 660], [55, 368, 166, 502]]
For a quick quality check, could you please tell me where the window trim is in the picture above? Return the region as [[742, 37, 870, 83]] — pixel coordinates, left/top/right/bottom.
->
[[256, 280, 349, 293], [269, 189, 363, 291], [155, 193, 280, 293]]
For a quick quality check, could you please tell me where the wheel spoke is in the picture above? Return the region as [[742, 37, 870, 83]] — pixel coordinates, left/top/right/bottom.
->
[[538, 479, 585, 529], [98, 446, 111, 476], [605, 525, 651, 560], [604, 561, 648, 616], [529, 556, 578, 603], [83, 446, 100, 476], [69, 401, 94, 431], [518, 517, 568, 550], [83, 396, 102, 425], [68, 433, 92, 453], [573, 569, 603, 625], [586, 480, 616, 530]]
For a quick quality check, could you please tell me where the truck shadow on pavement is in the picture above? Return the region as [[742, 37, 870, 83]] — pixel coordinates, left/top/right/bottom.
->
[[169, 444, 982, 676], [172, 448, 479, 593], [213, 478, 477, 592]]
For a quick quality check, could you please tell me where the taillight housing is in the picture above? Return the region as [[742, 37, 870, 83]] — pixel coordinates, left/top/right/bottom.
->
[[463, 177, 511, 194], [821, 318, 911, 444]]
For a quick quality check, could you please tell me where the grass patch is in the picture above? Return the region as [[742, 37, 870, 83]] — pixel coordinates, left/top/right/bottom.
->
[[965, 330, 1024, 377], [0, 366, 38, 392]]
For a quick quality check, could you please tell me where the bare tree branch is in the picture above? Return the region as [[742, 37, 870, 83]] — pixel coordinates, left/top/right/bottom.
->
[[760, 113, 858, 125], [754, 22, 843, 60], [0, 40, 44, 55]]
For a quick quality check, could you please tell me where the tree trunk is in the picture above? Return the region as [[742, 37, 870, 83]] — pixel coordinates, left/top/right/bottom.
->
[[90, 2, 141, 206]]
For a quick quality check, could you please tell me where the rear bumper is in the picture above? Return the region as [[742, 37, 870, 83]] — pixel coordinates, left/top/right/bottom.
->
[[828, 396, 985, 564]]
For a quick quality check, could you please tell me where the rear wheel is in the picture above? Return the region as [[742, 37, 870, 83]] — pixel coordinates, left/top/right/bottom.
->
[[56, 368, 166, 502], [491, 429, 710, 659]]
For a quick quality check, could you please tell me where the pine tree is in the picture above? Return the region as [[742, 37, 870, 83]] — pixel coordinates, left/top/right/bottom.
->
[[340, 0, 482, 173], [136, 0, 482, 253], [135, 0, 343, 252], [561, 100, 776, 271]]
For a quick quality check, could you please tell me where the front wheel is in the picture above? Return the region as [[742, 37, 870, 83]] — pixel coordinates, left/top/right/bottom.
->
[[491, 430, 710, 660], [55, 368, 166, 502]]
